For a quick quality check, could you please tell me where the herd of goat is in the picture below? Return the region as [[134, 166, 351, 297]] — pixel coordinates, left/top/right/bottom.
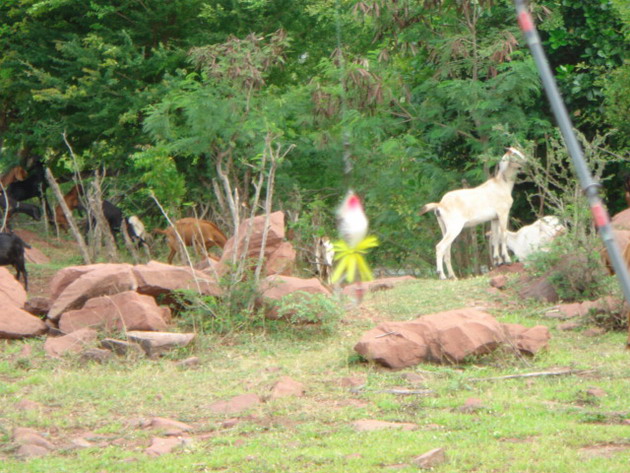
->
[[1, 148, 629, 291]]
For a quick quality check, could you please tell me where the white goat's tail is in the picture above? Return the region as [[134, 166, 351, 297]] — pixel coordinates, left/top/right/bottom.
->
[[419, 203, 439, 216]]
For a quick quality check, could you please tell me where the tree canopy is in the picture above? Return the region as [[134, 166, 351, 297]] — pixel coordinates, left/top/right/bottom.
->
[[1, 0, 627, 274]]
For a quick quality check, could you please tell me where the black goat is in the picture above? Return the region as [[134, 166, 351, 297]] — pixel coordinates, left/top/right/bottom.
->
[[0, 232, 30, 289], [7, 161, 51, 216], [0, 193, 42, 226], [9, 202, 42, 221]]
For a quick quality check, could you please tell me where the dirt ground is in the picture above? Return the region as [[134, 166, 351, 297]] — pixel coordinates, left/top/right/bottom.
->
[[13, 227, 79, 299]]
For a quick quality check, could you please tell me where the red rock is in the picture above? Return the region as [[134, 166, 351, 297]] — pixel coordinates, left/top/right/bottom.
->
[[49, 264, 133, 301], [264, 241, 296, 276], [412, 447, 447, 469], [338, 376, 366, 388], [133, 261, 222, 298], [269, 376, 305, 399], [518, 274, 559, 303], [611, 208, 630, 229], [489, 275, 508, 289], [125, 331, 196, 357], [557, 321, 582, 331], [0, 304, 47, 339], [354, 309, 507, 369], [0, 267, 27, 308], [23, 297, 51, 317], [208, 393, 262, 415], [44, 327, 97, 358], [58, 291, 171, 333], [48, 264, 138, 321], [13, 427, 55, 451], [583, 327, 606, 337], [221, 211, 286, 264], [149, 417, 193, 433], [145, 437, 189, 457], [15, 400, 44, 411], [501, 324, 551, 356], [586, 387, 606, 398]]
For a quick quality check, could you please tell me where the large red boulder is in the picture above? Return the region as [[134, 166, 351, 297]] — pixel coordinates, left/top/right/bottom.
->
[[44, 327, 97, 358], [0, 267, 27, 308], [264, 241, 296, 276], [612, 208, 630, 230], [133, 261, 222, 298], [500, 324, 551, 356], [220, 211, 285, 266], [0, 305, 47, 339], [49, 264, 134, 301], [48, 265, 138, 321], [354, 309, 549, 369], [58, 291, 171, 334]]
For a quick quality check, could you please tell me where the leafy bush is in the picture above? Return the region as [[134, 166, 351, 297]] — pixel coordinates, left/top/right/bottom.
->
[[273, 291, 343, 337], [174, 275, 264, 335], [527, 231, 610, 301]]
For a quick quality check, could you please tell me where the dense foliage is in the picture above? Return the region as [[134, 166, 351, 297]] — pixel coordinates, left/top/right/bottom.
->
[[1, 0, 628, 275]]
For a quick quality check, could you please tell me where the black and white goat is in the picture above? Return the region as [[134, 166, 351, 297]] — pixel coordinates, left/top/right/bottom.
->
[[0, 232, 30, 289], [84, 200, 147, 248]]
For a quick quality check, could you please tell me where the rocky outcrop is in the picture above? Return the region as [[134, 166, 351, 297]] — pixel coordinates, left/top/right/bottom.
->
[[0, 267, 27, 308], [0, 305, 47, 339], [354, 309, 550, 369], [133, 261, 222, 298], [58, 291, 171, 334], [48, 264, 138, 321]]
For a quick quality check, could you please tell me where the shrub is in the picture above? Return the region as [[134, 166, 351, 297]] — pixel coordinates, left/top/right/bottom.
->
[[273, 291, 343, 336], [527, 231, 610, 301]]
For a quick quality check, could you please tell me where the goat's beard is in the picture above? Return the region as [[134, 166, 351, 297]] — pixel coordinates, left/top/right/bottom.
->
[[337, 192, 368, 248]]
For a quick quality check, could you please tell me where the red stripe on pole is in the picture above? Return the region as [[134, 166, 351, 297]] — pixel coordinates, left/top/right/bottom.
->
[[518, 11, 534, 32], [591, 203, 609, 228]]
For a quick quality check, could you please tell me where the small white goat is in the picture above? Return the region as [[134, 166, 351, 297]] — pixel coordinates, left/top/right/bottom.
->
[[504, 216, 565, 261], [419, 147, 525, 279], [314, 236, 334, 284]]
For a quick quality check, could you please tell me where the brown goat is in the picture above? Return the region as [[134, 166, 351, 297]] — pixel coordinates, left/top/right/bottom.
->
[[154, 217, 227, 264], [54, 184, 82, 231], [1, 166, 27, 188]]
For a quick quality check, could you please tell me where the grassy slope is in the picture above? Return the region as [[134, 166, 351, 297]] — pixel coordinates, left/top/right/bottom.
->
[[0, 219, 628, 472]]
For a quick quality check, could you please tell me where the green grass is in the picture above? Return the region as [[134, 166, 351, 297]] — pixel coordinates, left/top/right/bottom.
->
[[1, 253, 629, 471]]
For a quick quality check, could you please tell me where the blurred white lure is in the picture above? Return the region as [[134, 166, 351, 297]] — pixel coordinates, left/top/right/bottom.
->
[[337, 190, 368, 248]]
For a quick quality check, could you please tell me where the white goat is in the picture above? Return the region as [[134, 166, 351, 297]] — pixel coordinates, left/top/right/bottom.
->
[[419, 147, 525, 279], [314, 236, 334, 284], [504, 216, 565, 261]]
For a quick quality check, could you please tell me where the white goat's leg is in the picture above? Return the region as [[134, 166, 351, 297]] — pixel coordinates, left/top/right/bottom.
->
[[436, 223, 463, 280], [490, 220, 501, 267], [497, 215, 511, 265], [443, 242, 457, 280]]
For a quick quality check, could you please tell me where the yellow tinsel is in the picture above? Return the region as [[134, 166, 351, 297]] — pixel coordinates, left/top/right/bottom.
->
[[331, 235, 379, 284]]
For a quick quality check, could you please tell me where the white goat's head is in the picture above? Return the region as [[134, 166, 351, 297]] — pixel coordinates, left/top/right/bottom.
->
[[497, 147, 526, 177]]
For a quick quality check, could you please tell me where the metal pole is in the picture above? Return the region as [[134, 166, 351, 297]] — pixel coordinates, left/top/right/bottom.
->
[[513, 1, 630, 310]]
